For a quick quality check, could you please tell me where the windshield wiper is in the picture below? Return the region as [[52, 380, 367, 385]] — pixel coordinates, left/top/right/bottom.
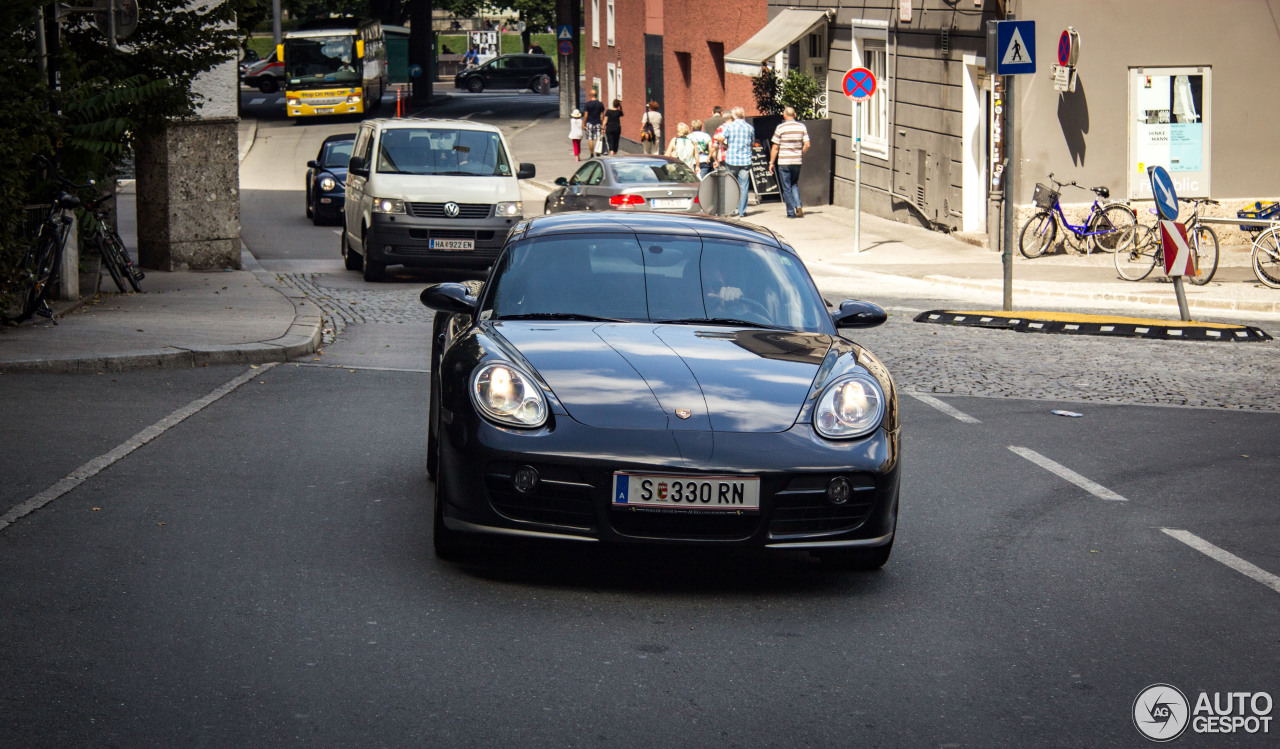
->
[[654, 317, 780, 329], [499, 313, 629, 322]]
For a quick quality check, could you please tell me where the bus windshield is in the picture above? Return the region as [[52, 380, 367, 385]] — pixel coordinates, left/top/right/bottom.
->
[[285, 35, 360, 88]]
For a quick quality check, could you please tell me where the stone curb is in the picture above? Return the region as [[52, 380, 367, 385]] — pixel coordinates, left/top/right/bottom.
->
[[919, 275, 1280, 315]]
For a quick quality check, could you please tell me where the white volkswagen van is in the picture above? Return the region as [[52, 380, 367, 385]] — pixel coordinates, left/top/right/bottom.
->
[[341, 118, 535, 280]]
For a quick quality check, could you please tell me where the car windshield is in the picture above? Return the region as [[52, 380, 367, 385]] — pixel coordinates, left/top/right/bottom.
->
[[284, 35, 360, 88], [484, 233, 828, 331], [376, 128, 512, 177], [321, 140, 354, 168], [610, 160, 698, 184]]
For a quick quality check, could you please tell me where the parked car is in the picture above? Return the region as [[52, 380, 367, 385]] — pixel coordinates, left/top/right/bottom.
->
[[421, 211, 901, 570], [544, 156, 702, 215], [305, 133, 356, 225], [341, 118, 536, 281], [241, 51, 284, 94], [453, 53, 557, 93]]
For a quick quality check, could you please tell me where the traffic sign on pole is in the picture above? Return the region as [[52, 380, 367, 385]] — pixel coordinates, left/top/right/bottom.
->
[[558, 39, 573, 57], [842, 67, 876, 102], [557, 25, 573, 40], [989, 20, 1036, 75], [1149, 166, 1180, 221], [1161, 221, 1195, 277]]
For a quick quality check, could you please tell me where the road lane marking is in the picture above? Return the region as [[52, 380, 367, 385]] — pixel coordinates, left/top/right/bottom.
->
[[1008, 446, 1128, 501], [1161, 528, 1280, 595], [0, 364, 277, 534], [907, 392, 980, 423], [291, 362, 429, 374], [250, 97, 265, 105]]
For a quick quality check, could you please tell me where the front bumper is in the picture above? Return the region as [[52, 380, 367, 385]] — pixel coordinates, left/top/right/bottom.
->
[[367, 211, 519, 270], [316, 191, 345, 218], [286, 93, 365, 117], [437, 409, 901, 548]]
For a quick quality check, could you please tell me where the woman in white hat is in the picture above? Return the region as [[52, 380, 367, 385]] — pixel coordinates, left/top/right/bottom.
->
[[568, 108, 584, 162]]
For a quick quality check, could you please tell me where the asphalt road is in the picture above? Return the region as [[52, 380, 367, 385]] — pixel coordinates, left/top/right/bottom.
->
[[0, 90, 1275, 747]]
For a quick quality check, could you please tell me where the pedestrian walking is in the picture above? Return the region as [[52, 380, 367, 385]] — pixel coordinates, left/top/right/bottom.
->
[[582, 89, 606, 158], [603, 99, 624, 155], [769, 106, 810, 218], [703, 106, 724, 136], [568, 108, 584, 162], [639, 101, 663, 155], [715, 106, 755, 217], [711, 110, 733, 170], [665, 123, 698, 171], [688, 119, 713, 178]]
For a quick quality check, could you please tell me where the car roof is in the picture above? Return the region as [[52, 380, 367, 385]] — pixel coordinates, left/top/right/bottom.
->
[[362, 117, 503, 135], [518, 212, 786, 248], [322, 133, 357, 145]]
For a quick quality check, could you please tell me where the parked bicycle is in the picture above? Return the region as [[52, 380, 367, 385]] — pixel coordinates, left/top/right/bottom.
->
[[1239, 200, 1280, 289], [2, 159, 82, 322], [1115, 197, 1219, 285], [1019, 174, 1137, 258], [82, 192, 144, 294]]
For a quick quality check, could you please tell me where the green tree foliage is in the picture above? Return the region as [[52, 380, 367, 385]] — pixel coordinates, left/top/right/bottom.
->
[[752, 66, 782, 116], [780, 68, 821, 120]]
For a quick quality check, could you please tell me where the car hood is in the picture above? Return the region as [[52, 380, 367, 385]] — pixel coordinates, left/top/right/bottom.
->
[[369, 172, 518, 202], [491, 321, 833, 432]]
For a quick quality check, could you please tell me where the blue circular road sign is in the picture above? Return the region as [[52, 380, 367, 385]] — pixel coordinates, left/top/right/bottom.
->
[[408, 63, 423, 79], [1148, 166, 1179, 221], [558, 39, 573, 56], [842, 67, 876, 102]]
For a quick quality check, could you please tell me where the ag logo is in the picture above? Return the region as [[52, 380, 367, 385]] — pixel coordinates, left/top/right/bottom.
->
[[1134, 684, 1190, 742], [443, 201, 460, 217]]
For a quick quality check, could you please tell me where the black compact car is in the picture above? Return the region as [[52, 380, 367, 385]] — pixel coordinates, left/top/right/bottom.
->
[[454, 54, 558, 93], [421, 212, 901, 570], [305, 133, 355, 225], [545, 156, 703, 215]]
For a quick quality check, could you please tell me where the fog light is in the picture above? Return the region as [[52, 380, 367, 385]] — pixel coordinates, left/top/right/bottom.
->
[[512, 465, 539, 494], [826, 476, 852, 505]]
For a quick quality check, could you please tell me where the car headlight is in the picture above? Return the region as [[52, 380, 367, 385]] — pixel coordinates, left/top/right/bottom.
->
[[373, 198, 405, 214], [495, 201, 522, 217], [319, 176, 337, 191], [813, 373, 885, 439], [471, 362, 547, 428]]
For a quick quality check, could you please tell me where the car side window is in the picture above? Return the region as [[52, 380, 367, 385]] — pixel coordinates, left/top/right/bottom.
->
[[489, 58, 507, 70], [583, 163, 604, 186], [569, 162, 595, 186]]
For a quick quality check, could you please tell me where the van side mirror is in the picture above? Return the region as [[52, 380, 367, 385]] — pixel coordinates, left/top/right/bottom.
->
[[517, 162, 536, 180], [348, 155, 368, 176], [831, 300, 887, 329]]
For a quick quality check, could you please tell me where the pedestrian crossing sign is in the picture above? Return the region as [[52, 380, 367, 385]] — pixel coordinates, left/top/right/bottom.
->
[[558, 25, 573, 40], [988, 20, 1036, 75]]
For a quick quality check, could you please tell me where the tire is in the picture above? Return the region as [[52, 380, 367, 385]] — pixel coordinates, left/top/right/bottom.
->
[[1018, 211, 1057, 258], [363, 257, 385, 282], [98, 236, 128, 293], [432, 454, 469, 561], [1187, 224, 1219, 285], [1114, 224, 1160, 281], [110, 232, 143, 292], [426, 316, 444, 481], [466, 77, 484, 93], [305, 184, 313, 218], [342, 230, 363, 271], [1089, 204, 1138, 254], [1252, 227, 1280, 289], [258, 77, 278, 94], [14, 234, 60, 322]]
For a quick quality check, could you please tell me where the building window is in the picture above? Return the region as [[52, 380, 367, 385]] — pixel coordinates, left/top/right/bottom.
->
[[607, 0, 615, 47], [607, 63, 616, 104], [592, 0, 600, 48], [853, 30, 889, 159], [708, 41, 725, 89]]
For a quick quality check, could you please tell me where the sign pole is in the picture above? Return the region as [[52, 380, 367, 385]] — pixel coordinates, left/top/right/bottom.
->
[[1173, 276, 1191, 321], [1001, 70, 1014, 311], [854, 101, 862, 253]]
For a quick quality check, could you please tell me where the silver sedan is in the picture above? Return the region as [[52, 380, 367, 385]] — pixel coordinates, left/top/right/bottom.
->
[[544, 156, 703, 215]]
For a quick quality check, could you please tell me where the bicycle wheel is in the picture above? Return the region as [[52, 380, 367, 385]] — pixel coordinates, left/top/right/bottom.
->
[[1187, 224, 1218, 286], [1019, 211, 1057, 258], [1089, 204, 1138, 254], [97, 235, 128, 293], [20, 233, 61, 320], [1114, 223, 1159, 281], [107, 231, 142, 292], [1252, 227, 1280, 289]]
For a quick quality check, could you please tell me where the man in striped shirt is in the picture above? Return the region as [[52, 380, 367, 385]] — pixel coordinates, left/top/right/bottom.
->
[[769, 107, 811, 218]]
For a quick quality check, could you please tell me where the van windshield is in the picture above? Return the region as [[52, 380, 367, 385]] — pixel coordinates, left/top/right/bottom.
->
[[375, 128, 513, 177]]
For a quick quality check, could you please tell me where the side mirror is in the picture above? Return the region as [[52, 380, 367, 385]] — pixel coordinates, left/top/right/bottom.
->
[[832, 300, 887, 329], [554, 176, 568, 186], [348, 155, 368, 176], [517, 162, 536, 180], [306, 159, 319, 169], [420, 283, 478, 316]]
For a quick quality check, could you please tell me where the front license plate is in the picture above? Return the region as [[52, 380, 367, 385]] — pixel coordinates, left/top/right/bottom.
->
[[612, 472, 760, 512], [651, 198, 689, 210], [313, 107, 333, 114], [429, 239, 475, 251]]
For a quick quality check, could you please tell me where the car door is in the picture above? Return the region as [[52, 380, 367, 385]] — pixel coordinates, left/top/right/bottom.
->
[[345, 126, 374, 249], [486, 57, 513, 88], [561, 162, 598, 211], [577, 162, 609, 210]]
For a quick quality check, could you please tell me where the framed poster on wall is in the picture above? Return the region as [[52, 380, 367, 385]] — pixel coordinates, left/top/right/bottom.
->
[[1128, 67, 1211, 198]]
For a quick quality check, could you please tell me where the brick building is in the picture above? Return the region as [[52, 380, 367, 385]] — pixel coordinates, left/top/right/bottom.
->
[[582, 0, 768, 147]]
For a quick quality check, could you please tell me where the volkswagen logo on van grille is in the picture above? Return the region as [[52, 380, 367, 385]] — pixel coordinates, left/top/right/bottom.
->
[[443, 202, 460, 217]]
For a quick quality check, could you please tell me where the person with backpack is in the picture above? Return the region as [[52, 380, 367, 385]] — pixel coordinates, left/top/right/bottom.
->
[[688, 119, 713, 178], [665, 123, 698, 171], [639, 101, 663, 155]]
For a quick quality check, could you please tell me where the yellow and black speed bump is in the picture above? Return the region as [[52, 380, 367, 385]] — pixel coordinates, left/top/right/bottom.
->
[[914, 310, 1272, 342]]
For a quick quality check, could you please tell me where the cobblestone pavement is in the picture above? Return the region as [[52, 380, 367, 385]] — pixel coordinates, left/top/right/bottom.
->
[[277, 272, 1280, 413]]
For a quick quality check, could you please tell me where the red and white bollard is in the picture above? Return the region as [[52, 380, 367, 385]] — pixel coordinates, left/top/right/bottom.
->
[[396, 87, 402, 118]]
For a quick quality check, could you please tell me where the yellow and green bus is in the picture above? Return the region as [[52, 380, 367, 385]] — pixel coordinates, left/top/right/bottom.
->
[[281, 19, 386, 118]]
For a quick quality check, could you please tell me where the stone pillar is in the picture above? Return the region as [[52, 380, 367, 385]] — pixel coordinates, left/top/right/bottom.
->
[[135, 117, 240, 270]]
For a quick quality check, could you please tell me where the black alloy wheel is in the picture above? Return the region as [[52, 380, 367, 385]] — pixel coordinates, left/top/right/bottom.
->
[[466, 76, 484, 93]]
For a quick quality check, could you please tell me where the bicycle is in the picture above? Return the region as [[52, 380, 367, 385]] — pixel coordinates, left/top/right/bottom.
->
[[1114, 197, 1219, 284], [1018, 174, 1137, 258], [2, 159, 82, 322], [1249, 225, 1280, 289], [81, 191, 144, 294]]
